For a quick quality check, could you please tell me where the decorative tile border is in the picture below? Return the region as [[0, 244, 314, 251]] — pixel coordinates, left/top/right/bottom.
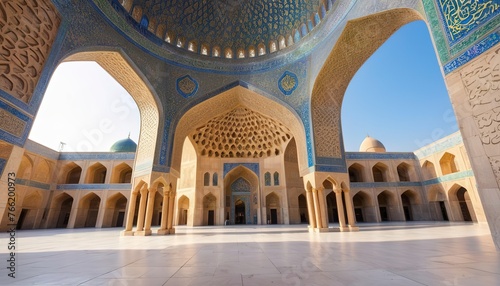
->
[[15, 179, 51, 190], [24, 140, 60, 160], [349, 170, 474, 188], [350, 181, 422, 189], [56, 183, 132, 190], [422, 170, 474, 186], [413, 132, 463, 159], [59, 152, 135, 161], [444, 32, 500, 74], [315, 165, 347, 173], [345, 152, 417, 160], [223, 163, 259, 178]]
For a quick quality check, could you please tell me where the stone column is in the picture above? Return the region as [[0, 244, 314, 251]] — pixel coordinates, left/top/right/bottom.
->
[[343, 191, 359, 231], [167, 192, 176, 233], [122, 192, 137, 235], [305, 189, 317, 229], [157, 190, 170, 235], [312, 189, 323, 230], [66, 194, 79, 229], [317, 188, 328, 230], [95, 192, 106, 228], [335, 190, 348, 231], [139, 188, 157, 236], [135, 186, 148, 232]]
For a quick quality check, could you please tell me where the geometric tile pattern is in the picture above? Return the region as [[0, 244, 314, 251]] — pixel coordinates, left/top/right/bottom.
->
[[115, 0, 329, 58]]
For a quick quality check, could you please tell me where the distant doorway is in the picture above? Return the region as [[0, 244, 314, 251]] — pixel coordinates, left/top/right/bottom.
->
[[379, 207, 388, 221], [439, 201, 449, 221], [354, 208, 364, 222], [457, 187, 472, 221], [16, 209, 29, 230], [116, 211, 125, 227], [235, 200, 246, 224], [270, 209, 278, 224], [208, 210, 215, 226]]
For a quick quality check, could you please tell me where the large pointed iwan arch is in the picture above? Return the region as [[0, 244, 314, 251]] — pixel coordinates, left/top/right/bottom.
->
[[311, 9, 424, 166], [64, 50, 162, 178], [171, 84, 309, 174]]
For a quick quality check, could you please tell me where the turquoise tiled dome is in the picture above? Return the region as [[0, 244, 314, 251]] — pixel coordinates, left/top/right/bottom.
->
[[110, 137, 137, 153]]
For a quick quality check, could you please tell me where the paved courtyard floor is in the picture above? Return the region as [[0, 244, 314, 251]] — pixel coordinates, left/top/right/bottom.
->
[[1, 222, 500, 285]]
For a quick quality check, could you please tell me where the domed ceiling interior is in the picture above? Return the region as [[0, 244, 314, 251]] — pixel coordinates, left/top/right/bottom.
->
[[116, 0, 334, 59]]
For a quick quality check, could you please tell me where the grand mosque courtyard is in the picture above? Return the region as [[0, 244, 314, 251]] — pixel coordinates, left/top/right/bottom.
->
[[1, 222, 500, 285]]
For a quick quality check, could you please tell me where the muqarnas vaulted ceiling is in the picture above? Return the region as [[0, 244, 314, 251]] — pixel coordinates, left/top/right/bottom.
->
[[191, 107, 292, 158], [118, 0, 333, 58]]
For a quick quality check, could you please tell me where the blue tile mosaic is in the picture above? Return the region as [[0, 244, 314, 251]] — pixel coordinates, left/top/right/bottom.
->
[[223, 163, 259, 178], [117, 0, 323, 54], [315, 165, 347, 173], [176, 75, 198, 98], [87, 0, 354, 75], [444, 31, 500, 74], [152, 164, 171, 173], [159, 119, 171, 166], [278, 71, 298, 96], [436, 0, 500, 46], [424, 0, 500, 72], [231, 177, 251, 193]]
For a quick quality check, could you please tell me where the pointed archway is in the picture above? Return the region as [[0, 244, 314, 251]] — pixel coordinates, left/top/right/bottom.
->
[[75, 192, 101, 228], [177, 195, 189, 225], [265, 192, 280, 224], [224, 165, 259, 225], [352, 191, 375, 223], [203, 193, 216, 226], [102, 192, 128, 227]]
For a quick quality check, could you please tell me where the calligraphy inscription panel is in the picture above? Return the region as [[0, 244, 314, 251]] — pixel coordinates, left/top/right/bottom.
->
[[0, 109, 26, 137], [438, 0, 500, 44], [461, 46, 500, 146]]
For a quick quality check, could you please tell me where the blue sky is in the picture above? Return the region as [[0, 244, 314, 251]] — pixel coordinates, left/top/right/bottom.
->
[[29, 20, 457, 153]]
